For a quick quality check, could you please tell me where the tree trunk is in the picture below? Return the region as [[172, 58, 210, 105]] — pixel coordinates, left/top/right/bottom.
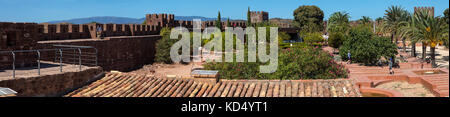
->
[[402, 37, 406, 52], [411, 42, 416, 57], [394, 32, 398, 44], [390, 33, 395, 43], [422, 42, 427, 61], [431, 47, 436, 68]]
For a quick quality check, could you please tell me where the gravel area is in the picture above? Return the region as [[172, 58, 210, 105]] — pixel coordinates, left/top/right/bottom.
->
[[376, 81, 435, 97]]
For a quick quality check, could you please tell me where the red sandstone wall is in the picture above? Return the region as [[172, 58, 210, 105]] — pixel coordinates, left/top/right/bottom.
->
[[0, 67, 103, 97], [38, 23, 160, 41], [38, 35, 161, 72], [0, 22, 40, 69]]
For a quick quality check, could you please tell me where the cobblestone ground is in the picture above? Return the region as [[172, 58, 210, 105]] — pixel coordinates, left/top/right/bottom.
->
[[376, 81, 435, 97]]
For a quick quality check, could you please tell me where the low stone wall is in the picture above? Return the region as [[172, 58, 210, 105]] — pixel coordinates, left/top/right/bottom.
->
[[0, 67, 103, 97], [38, 35, 161, 72]]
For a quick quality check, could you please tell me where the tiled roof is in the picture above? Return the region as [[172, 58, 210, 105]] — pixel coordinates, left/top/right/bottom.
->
[[66, 73, 362, 97]]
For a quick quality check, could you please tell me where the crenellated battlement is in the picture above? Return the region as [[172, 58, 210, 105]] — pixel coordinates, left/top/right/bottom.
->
[[37, 23, 160, 40], [250, 11, 269, 23], [145, 13, 175, 28]]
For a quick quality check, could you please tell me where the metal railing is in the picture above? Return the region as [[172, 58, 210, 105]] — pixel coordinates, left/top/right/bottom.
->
[[0, 45, 98, 79]]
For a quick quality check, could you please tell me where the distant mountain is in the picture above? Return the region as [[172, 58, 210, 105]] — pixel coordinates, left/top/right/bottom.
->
[[45, 16, 232, 24]]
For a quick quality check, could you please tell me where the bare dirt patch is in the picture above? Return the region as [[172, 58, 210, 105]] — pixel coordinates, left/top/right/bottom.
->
[[375, 81, 435, 97], [129, 63, 193, 78]]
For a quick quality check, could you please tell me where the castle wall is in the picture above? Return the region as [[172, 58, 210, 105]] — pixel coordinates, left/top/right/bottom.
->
[[38, 23, 160, 41], [38, 35, 161, 72], [0, 66, 103, 97], [0, 22, 39, 69], [250, 11, 269, 23]]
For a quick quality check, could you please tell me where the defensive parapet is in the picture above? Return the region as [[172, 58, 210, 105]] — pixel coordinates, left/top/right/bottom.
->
[[38, 23, 160, 40], [0, 22, 39, 50], [145, 14, 175, 28]]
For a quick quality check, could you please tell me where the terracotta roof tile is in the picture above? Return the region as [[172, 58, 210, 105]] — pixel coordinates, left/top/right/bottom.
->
[[66, 73, 362, 97]]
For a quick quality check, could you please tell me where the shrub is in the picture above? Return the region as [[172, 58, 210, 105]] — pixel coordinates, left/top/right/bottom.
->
[[328, 32, 346, 50], [154, 28, 178, 64], [279, 42, 308, 49], [271, 47, 348, 80], [302, 32, 324, 44], [278, 32, 291, 45], [204, 47, 348, 80], [339, 26, 398, 65]]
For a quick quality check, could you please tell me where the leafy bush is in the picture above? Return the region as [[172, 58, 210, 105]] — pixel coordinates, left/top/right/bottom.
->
[[339, 26, 398, 65], [272, 47, 348, 80], [279, 42, 308, 49], [278, 32, 291, 45], [155, 28, 178, 64], [204, 47, 348, 80], [302, 32, 324, 44], [328, 32, 346, 50]]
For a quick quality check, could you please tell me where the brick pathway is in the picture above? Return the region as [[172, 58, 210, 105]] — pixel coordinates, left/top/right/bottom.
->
[[323, 46, 449, 97]]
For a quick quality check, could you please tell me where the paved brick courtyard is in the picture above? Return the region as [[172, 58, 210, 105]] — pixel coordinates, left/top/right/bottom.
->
[[323, 46, 449, 97]]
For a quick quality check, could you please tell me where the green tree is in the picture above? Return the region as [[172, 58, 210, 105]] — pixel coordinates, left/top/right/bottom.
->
[[375, 17, 384, 35], [155, 27, 178, 64], [411, 10, 448, 67], [340, 26, 398, 65], [216, 11, 222, 30], [247, 7, 252, 27], [444, 8, 449, 48], [382, 6, 408, 43], [226, 18, 231, 27], [393, 11, 412, 52], [327, 11, 350, 34], [359, 16, 372, 26], [204, 47, 348, 80], [444, 8, 449, 24], [399, 13, 419, 57], [328, 32, 346, 53], [293, 5, 324, 32]]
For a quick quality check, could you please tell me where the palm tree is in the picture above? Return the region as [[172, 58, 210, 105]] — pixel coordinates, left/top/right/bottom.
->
[[375, 17, 384, 35], [399, 14, 418, 57], [397, 11, 412, 52], [412, 9, 449, 67], [359, 16, 372, 26], [383, 6, 407, 43], [327, 11, 351, 33]]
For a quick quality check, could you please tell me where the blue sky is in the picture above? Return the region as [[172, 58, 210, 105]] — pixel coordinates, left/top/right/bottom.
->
[[0, 0, 448, 23]]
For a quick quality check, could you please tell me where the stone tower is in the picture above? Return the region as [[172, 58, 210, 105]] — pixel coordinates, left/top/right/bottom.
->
[[250, 11, 269, 23], [145, 14, 175, 27]]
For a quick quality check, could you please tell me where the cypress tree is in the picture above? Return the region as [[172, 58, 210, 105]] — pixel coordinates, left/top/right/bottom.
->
[[227, 17, 231, 27], [216, 11, 222, 30], [247, 7, 252, 27]]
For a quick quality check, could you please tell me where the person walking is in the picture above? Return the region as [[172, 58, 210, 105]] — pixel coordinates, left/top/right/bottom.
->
[[347, 50, 351, 64], [389, 57, 394, 74]]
